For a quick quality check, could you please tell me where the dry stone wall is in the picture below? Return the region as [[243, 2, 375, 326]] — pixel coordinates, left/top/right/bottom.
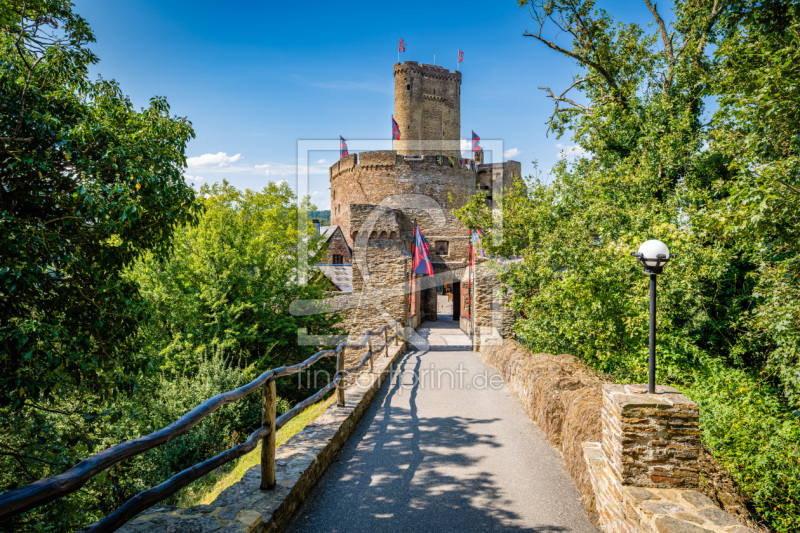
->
[[479, 339, 766, 533]]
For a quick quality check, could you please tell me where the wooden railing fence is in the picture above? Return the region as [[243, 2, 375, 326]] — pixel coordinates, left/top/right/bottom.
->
[[0, 316, 416, 532]]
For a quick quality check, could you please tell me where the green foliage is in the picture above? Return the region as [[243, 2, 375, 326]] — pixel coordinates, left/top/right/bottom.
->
[[0, 4, 340, 531], [1, 0, 200, 407], [127, 181, 340, 399], [308, 209, 331, 225], [454, 1, 800, 530], [688, 366, 800, 532], [2, 179, 341, 530], [708, 0, 800, 406]]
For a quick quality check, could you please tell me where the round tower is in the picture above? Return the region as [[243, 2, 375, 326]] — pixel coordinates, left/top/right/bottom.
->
[[393, 61, 461, 157]]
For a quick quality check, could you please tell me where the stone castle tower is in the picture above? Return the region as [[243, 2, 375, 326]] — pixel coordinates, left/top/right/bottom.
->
[[393, 62, 461, 157], [322, 60, 521, 346]]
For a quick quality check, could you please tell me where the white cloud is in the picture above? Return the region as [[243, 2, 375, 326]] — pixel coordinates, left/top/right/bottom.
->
[[556, 143, 590, 159], [254, 162, 298, 177], [275, 179, 288, 186], [184, 151, 330, 179], [460, 138, 478, 159], [504, 147, 521, 159], [186, 152, 242, 168]]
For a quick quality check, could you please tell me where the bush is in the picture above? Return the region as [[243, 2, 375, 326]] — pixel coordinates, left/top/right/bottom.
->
[[687, 366, 800, 533]]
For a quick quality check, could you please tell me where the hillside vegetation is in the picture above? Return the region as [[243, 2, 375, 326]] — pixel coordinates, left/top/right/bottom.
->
[[456, 2, 800, 531], [0, 3, 338, 530]]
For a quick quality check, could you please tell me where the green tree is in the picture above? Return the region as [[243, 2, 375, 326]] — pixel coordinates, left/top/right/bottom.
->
[[454, 1, 800, 529], [1, 1, 200, 529], [708, 0, 800, 406], [1, 0, 200, 407], [128, 180, 340, 389]]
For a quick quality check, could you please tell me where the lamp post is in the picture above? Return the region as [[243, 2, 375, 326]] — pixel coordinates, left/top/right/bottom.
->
[[632, 240, 672, 394]]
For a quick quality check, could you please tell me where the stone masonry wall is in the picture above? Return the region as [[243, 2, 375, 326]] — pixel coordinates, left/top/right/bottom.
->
[[472, 261, 515, 348], [602, 384, 701, 489], [479, 339, 766, 533], [330, 152, 476, 249], [587, 385, 760, 533]]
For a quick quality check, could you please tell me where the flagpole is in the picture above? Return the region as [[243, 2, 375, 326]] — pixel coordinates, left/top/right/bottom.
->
[[409, 220, 416, 320]]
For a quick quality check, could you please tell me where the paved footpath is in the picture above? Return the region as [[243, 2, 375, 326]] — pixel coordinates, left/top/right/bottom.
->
[[287, 319, 599, 533]]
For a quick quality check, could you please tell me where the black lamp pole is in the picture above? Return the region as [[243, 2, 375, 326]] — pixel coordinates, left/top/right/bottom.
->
[[633, 242, 672, 395], [649, 273, 657, 394]]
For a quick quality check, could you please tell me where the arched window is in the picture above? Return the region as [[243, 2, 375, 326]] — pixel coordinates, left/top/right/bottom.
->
[[370, 231, 377, 239], [390, 231, 397, 239], [380, 231, 388, 239]]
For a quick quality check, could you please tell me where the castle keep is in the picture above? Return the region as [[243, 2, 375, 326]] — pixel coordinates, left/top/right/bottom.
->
[[393, 61, 461, 156], [322, 61, 521, 343]]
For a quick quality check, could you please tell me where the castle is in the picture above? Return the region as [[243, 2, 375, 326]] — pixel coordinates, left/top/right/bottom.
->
[[318, 61, 521, 345]]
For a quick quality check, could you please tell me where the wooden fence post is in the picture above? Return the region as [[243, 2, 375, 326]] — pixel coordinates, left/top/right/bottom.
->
[[368, 334, 374, 373], [260, 379, 276, 490], [384, 328, 389, 357], [336, 348, 345, 407]]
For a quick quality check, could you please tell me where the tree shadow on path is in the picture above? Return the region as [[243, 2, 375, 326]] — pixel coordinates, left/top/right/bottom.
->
[[287, 344, 576, 533]]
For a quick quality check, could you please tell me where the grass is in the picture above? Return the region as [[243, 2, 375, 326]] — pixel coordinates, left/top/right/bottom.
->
[[175, 393, 336, 507]]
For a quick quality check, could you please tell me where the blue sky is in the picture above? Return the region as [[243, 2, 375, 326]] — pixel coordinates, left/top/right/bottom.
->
[[75, 0, 672, 210]]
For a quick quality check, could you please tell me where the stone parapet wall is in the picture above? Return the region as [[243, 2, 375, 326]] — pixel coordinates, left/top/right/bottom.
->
[[479, 339, 766, 533], [602, 384, 701, 489], [330, 151, 476, 247]]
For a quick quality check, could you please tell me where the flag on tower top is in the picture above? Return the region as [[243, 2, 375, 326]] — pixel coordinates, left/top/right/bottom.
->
[[472, 131, 481, 153], [458, 49, 464, 63], [392, 116, 401, 140], [399, 38, 406, 53], [340, 136, 348, 158], [412, 222, 434, 276]]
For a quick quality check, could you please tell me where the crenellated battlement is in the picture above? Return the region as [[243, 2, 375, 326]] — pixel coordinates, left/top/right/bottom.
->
[[329, 151, 480, 183], [393, 61, 462, 82]]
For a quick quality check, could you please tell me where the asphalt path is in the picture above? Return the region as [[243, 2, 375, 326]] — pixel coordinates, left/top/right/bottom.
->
[[287, 319, 599, 533]]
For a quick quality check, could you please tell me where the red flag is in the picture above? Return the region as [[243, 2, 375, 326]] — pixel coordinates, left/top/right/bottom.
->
[[472, 131, 481, 153], [412, 223, 434, 276], [392, 116, 401, 140], [458, 49, 463, 63], [340, 136, 348, 158], [399, 38, 406, 53]]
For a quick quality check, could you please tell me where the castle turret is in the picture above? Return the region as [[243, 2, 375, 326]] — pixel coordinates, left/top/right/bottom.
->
[[393, 61, 461, 157]]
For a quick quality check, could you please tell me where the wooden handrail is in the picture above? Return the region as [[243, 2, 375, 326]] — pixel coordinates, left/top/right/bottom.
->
[[0, 317, 411, 529]]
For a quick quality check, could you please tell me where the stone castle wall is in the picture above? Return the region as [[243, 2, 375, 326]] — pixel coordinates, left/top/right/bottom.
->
[[330, 151, 477, 250], [393, 61, 461, 157]]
